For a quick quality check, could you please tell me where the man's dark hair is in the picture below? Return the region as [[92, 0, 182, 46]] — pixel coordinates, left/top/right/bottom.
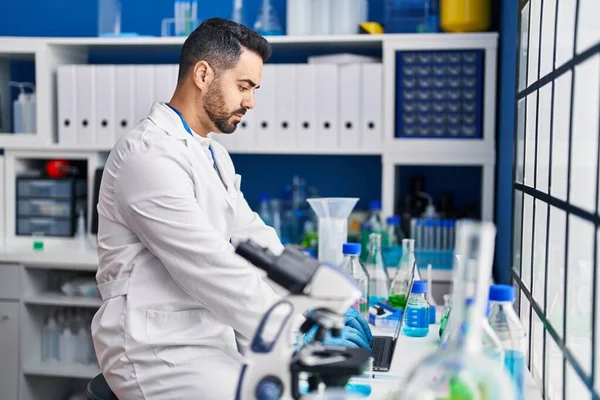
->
[[177, 17, 272, 83]]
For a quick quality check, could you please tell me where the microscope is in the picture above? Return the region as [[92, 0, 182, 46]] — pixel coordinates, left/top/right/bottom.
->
[[233, 240, 372, 400]]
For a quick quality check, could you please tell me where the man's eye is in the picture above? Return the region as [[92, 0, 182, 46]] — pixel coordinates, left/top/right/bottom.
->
[[239, 86, 249, 92]]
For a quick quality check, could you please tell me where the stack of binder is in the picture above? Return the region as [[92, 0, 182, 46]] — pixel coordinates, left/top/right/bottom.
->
[[57, 63, 383, 152]]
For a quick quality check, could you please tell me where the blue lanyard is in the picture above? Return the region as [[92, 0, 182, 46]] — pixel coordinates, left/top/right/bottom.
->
[[167, 103, 217, 171]]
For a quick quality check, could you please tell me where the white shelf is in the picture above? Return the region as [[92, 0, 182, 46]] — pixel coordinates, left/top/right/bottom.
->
[[0, 240, 98, 269], [24, 293, 102, 308], [382, 138, 496, 166], [23, 362, 100, 379]]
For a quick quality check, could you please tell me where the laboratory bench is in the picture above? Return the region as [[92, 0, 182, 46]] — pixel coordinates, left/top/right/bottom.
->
[[348, 322, 542, 399]]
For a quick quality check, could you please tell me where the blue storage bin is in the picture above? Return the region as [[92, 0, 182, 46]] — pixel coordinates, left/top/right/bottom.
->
[[18, 199, 72, 218], [17, 217, 73, 237], [17, 179, 72, 199], [395, 49, 485, 139]]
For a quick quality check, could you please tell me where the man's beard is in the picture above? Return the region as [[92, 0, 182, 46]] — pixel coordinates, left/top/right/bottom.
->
[[204, 79, 246, 134]]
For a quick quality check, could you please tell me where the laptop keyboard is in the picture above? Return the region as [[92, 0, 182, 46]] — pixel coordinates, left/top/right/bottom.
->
[[371, 337, 387, 366]]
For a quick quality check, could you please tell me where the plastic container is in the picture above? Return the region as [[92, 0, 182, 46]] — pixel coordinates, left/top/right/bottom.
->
[[488, 284, 527, 400], [306, 197, 358, 266], [440, 0, 491, 33], [365, 233, 389, 306], [384, 0, 439, 33], [339, 243, 370, 320], [402, 280, 430, 337], [254, 0, 284, 36]]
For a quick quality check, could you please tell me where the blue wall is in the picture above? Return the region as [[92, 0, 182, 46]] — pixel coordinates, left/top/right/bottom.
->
[[494, 0, 518, 284], [0, 0, 383, 37]]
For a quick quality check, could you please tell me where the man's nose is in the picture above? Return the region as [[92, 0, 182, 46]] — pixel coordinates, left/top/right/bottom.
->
[[242, 93, 255, 110]]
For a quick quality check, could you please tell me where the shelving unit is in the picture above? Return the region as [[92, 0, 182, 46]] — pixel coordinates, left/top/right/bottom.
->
[[0, 32, 498, 400]]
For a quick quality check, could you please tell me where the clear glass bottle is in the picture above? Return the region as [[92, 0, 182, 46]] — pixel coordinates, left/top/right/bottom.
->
[[258, 194, 273, 226], [98, 0, 122, 37], [488, 284, 527, 400], [360, 200, 386, 262], [339, 243, 370, 320], [401, 280, 430, 337], [365, 233, 389, 306], [397, 221, 516, 400], [388, 239, 414, 309]]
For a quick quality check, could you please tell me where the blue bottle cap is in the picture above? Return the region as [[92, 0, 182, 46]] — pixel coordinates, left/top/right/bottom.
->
[[489, 284, 515, 302], [386, 215, 401, 225], [415, 219, 422, 226], [369, 200, 382, 211], [259, 193, 271, 202], [342, 242, 361, 255], [424, 219, 435, 227], [412, 280, 427, 294], [449, 219, 456, 227]]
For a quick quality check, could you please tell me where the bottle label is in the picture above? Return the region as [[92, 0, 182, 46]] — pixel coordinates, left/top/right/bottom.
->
[[404, 306, 429, 328]]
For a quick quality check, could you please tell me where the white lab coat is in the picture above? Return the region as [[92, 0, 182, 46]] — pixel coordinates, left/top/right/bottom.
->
[[92, 102, 285, 400]]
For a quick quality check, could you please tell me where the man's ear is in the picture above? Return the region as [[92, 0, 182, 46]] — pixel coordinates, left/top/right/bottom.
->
[[192, 60, 214, 90]]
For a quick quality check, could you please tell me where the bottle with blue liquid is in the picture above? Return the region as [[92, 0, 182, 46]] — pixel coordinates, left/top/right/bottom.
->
[[488, 284, 527, 400], [402, 280, 430, 337]]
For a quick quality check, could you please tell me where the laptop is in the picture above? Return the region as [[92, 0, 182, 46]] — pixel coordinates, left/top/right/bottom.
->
[[370, 260, 419, 372]]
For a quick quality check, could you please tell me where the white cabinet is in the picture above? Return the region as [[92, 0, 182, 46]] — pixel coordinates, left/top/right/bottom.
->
[[0, 301, 20, 400]]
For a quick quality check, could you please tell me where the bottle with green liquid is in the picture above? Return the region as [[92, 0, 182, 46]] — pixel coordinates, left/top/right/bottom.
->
[[396, 221, 516, 400], [388, 238, 415, 309]]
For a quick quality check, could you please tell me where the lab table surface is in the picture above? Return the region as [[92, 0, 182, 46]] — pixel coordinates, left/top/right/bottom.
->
[[348, 322, 542, 399]]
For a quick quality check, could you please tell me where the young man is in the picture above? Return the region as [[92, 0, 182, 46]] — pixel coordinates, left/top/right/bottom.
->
[[92, 18, 371, 399]]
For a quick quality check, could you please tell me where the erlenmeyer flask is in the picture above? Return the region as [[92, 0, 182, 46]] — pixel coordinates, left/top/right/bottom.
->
[[254, 0, 284, 36]]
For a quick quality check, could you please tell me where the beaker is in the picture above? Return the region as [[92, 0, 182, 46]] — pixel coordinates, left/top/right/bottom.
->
[[306, 197, 358, 266]]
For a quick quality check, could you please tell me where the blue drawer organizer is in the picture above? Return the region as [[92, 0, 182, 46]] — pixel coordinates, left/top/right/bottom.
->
[[395, 49, 485, 139]]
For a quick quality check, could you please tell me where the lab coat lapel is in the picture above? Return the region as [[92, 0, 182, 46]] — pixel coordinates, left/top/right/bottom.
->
[[147, 102, 236, 210]]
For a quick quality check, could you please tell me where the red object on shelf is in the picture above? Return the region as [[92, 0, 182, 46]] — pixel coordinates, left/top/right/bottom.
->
[[45, 160, 71, 178]]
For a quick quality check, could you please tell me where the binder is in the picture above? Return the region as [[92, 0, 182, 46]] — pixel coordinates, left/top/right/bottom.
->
[[114, 65, 135, 140], [254, 64, 276, 149], [274, 64, 297, 149], [295, 64, 318, 150], [339, 64, 361, 150], [361, 63, 383, 151], [315, 64, 339, 149], [155, 64, 178, 103], [57, 65, 77, 146], [134, 65, 156, 124], [94, 65, 116, 148], [236, 108, 257, 150], [75, 65, 96, 146]]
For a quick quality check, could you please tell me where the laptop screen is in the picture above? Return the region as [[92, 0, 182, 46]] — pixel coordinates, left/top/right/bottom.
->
[[391, 259, 419, 340]]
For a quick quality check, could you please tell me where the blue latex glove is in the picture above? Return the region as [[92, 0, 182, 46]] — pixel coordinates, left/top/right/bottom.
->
[[344, 308, 373, 343], [303, 324, 372, 350]]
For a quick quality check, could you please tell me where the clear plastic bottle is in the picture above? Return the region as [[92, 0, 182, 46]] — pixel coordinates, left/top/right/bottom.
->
[[401, 280, 430, 337], [398, 221, 516, 400], [42, 312, 59, 362], [258, 194, 273, 227], [488, 284, 527, 400], [339, 243, 370, 320], [465, 298, 505, 367], [388, 239, 414, 309], [386, 215, 407, 246], [365, 233, 389, 306], [254, 0, 284, 36]]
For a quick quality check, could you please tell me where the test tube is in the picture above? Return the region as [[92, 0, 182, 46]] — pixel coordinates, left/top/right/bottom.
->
[[415, 219, 423, 250]]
